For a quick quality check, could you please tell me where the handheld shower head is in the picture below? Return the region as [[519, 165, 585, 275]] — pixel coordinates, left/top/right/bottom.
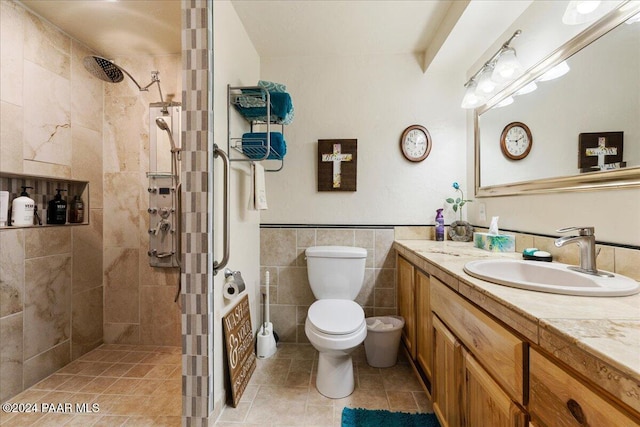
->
[[156, 117, 179, 153]]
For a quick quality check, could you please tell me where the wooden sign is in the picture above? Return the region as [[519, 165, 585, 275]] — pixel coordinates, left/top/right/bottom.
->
[[318, 139, 357, 191], [223, 295, 256, 407], [578, 132, 625, 173]]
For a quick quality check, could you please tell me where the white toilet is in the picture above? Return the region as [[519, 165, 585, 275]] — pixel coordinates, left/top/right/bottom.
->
[[304, 245, 367, 398]]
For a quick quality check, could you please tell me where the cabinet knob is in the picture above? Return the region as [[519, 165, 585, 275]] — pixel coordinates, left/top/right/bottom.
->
[[567, 399, 586, 424]]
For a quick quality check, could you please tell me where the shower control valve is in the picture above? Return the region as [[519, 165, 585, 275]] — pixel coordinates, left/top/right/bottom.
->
[[159, 207, 171, 219], [148, 186, 157, 193], [148, 207, 158, 214]]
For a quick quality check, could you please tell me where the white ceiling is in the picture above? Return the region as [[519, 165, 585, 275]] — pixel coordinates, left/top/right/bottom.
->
[[230, 0, 455, 57], [19, 0, 182, 57], [17, 0, 532, 76]]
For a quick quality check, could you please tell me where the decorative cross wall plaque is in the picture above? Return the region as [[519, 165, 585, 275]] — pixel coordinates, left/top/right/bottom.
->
[[578, 131, 625, 173], [318, 139, 357, 191]]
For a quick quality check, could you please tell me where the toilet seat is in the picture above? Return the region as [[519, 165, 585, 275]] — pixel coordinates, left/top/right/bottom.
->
[[307, 299, 364, 335]]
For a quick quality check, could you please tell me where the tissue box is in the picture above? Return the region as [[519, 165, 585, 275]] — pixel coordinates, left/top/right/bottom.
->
[[474, 232, 515, 252]]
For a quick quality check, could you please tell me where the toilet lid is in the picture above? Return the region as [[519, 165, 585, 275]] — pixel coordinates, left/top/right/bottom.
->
[[308, 300, 364, 335]]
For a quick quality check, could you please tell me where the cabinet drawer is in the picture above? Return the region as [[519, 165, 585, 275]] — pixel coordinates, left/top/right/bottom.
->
[[431, 278, 525, 405], [529, 349, 639, 427]]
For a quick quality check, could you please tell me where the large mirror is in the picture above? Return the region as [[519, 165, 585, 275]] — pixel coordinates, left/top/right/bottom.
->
[[475, 3, 640, 196]]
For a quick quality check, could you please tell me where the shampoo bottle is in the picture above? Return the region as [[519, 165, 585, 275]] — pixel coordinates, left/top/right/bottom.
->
[[47, 189, 67, 224], [435, 208, 445, 241], [69, 195, 84, 223], [12, 186, 35, 226]]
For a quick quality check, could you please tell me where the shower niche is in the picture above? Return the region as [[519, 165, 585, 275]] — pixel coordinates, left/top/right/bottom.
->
[[147, 103, 181, 268]]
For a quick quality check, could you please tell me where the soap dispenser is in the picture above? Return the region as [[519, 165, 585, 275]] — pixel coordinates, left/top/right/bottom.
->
[[69, 195, 85, 223], [435, 208, 445, 241], [47, 189, 67, 224], [12, 186, 35, 226]]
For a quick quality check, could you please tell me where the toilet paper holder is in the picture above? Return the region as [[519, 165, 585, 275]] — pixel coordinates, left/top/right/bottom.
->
[[223, 268, 246, 301], [224, 268, 245, 287]]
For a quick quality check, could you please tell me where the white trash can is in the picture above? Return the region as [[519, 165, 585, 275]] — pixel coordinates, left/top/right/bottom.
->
[[364, 316, 405, 368]]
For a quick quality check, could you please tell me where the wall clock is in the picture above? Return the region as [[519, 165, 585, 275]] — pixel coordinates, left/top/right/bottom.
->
[[500, 122, 532, 160], [400, 125, 432, 162]]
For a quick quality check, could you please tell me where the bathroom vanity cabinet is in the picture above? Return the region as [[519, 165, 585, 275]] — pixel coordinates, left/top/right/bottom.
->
[[397, 256, 432, 381], [395, 241, 640, 427]]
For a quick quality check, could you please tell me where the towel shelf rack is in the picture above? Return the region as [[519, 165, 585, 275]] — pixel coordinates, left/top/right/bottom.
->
[[227, 84, 285, 172]]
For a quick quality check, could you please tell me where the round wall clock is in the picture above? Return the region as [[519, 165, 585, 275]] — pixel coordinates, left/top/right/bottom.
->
[[500, 122, 532, 160], [400, 125, 432, 162]]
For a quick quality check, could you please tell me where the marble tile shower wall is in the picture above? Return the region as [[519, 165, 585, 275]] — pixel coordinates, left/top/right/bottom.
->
[[0, 1, 103, 402], [260, 227, 397, 343], [101, 53, 182, 348]]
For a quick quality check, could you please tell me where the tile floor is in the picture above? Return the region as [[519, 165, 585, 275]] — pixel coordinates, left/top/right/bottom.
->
[[0, 344, 181, 427], [2, 343, 432, 427], [214, 343, 433, 427]]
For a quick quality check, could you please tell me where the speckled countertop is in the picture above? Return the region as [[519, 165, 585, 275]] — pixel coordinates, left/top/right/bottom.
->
[[393, 239, 640, 413]]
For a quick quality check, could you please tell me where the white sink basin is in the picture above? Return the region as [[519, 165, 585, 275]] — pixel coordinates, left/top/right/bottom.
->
[[463, 259, 640, 297]]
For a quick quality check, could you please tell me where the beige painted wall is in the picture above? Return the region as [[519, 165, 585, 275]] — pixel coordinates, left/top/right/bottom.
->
[[212, 0, 262, 410], [259, 54, 469, 226]]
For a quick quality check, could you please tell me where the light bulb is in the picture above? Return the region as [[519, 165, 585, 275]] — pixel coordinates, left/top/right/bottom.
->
[[514, 81, 537, 96], [492, 48, 524, 84], [576, 1, 600, 14], [461, 81, 486, 109], [537, 61, 570, 82], [476, 66, 496, 94], [494, 96, 514, 108]]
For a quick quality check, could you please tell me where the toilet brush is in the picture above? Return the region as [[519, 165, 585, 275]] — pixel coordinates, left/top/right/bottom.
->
[[256, 271, 277, 359]]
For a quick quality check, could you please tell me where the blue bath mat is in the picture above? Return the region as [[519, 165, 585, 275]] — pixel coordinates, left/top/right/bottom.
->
[[341, 407, 440, 427]]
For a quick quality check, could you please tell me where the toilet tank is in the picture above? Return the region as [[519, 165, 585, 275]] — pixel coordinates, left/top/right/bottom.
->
[[305, 246, 367, 300]]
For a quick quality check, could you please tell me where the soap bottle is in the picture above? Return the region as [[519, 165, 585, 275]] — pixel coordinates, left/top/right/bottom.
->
[[435, 208, 445, 241], [69, 195, 84, 223], [47, 189, 67, 224], [12, 186, 35, 226]]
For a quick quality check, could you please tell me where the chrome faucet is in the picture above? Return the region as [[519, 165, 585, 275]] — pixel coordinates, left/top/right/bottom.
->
[[554, 226, 613, 277]]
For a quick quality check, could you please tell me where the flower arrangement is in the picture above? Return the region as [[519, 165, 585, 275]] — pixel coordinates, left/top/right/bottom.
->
[[446, 182, 472, 221]]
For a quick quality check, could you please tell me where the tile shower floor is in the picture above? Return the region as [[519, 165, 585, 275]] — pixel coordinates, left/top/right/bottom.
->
[[2, 343, 432, 427], [1, 344, 182, 427], [215, 343, 433, 427]]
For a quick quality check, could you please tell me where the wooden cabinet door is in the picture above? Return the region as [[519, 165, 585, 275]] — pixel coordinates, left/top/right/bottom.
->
[[397, 255, 416, 358], [462, 349, 527, 427], [433, 315, 462, 427], [529, 349, 639, 427], [416, 269, 432, 381]]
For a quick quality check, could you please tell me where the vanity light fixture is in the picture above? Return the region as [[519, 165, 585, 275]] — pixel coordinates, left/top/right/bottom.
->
[[514, 81, 537, 96], [536, 60, 571, 82], [494, 96, 514, 108], [461, 30, 523, 109], [476, 64, 497, 94], [460, 80, 486, 109], [625, 11, 640, 24], [563, 1, 618, 25], [491, 47, 524, 84]]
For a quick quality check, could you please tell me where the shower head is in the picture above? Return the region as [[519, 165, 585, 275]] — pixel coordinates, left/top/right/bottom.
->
[[83, 56, 127, 84], [155, 117, 171, 132], [156, 117, 179, 153], [83, 55, 168, 113]]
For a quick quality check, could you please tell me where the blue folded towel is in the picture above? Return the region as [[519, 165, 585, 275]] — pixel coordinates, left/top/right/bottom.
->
[[234, 92, 294, 125], [241, 132, 286, 160]]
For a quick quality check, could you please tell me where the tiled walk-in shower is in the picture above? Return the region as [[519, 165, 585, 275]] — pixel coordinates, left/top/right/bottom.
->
[[1, 345, 181, 426]]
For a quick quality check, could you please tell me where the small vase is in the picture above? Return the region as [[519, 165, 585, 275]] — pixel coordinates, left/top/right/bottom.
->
[[448, 220, 473, 242]]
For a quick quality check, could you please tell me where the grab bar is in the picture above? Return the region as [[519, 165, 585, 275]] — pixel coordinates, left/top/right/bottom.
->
[[213, 145, 230, 275]]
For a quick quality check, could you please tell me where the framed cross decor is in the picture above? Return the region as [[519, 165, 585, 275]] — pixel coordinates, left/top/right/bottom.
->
[[578, 131, 625, 173], [318, 139, 357, 191]]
